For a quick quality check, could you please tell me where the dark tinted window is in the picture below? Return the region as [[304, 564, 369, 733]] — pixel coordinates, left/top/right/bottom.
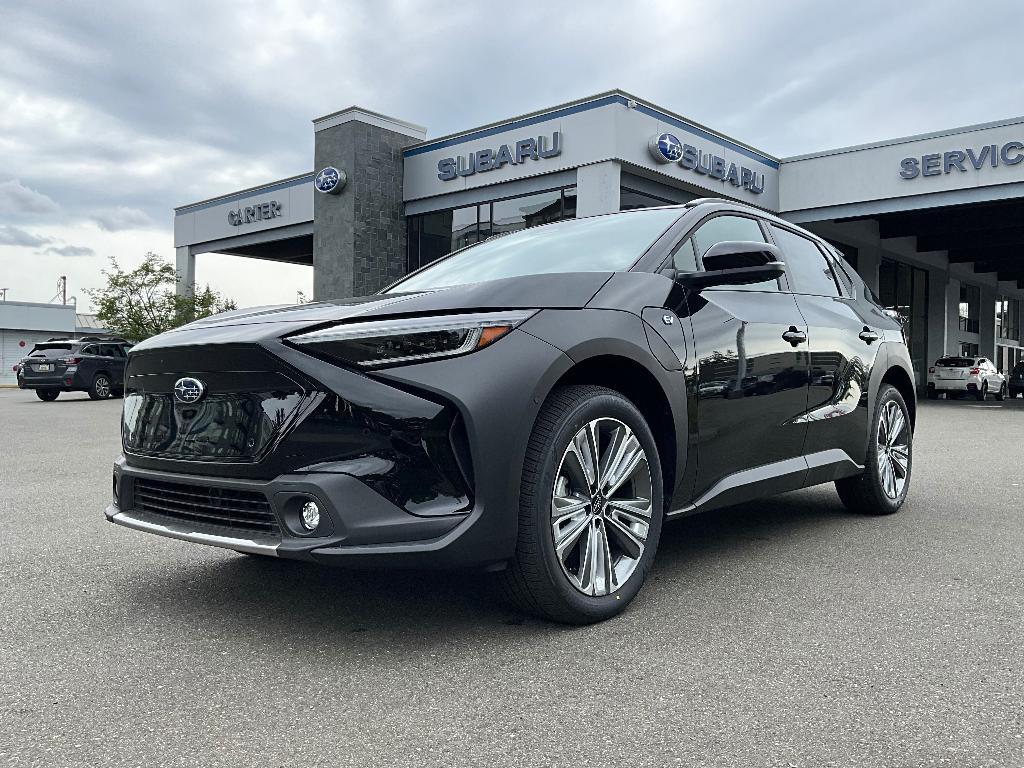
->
[[936, 357, 974, 367], [691, 214, 778, 292], [79, 344, 99, 355], [28, 345, 72, 359], [620, 187, 676, 211], [769, 225, 840, 296], [827, 249, 855, 296]]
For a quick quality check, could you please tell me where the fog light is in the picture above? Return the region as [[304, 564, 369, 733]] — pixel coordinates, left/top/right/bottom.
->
[[300, 501, 320, 531]]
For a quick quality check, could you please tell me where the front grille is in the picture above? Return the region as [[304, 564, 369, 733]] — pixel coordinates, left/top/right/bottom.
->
[[132, 478, 280, 536]]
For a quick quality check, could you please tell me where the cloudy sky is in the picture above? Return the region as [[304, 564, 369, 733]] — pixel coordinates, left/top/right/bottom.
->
[[1, 0, 1020, 309]]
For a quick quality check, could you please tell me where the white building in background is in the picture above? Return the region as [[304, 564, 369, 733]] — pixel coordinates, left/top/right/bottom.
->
[[170, 89, 1024, 385], [0, 301, 110, 385]]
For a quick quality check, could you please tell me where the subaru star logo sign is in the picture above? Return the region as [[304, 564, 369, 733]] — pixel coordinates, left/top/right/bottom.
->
[[173, 377, 206, 404], [314, 166, 347, 195], [649, 133, 683, 163]]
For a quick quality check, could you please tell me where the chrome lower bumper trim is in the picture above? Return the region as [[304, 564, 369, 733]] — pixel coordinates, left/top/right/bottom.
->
[[110, 511, 280, 557]]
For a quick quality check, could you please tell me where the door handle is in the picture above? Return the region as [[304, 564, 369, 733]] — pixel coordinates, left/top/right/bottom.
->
[[782, 327, 807, 346], [859, 327, 880, 344]]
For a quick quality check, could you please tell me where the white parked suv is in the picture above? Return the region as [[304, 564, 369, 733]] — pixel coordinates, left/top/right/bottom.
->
[[926, 356, 1007, 401]]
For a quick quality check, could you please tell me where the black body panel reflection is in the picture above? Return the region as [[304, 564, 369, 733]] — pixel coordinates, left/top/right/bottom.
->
[[686, 289, 809, 499], [792, 294, 880, 463], [123, 345, 470, 517]]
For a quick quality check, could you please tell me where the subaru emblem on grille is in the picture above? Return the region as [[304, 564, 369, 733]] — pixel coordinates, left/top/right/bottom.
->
[[173, 377, 206, 404]]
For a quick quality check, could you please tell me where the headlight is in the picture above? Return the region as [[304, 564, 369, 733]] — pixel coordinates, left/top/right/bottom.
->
[[289, 310, 535, 368]]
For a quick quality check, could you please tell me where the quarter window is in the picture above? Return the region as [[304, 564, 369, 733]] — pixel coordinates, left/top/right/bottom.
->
[[671, 238, 697, 273], [769, 225, 840, 296], [690, 214, 779, 292]]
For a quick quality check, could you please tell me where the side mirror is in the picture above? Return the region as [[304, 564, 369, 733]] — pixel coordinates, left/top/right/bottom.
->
[[677, 241, 785, 291]]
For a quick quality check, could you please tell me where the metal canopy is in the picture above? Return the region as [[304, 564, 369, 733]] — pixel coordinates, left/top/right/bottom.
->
[[839, 198, 1024, 289]]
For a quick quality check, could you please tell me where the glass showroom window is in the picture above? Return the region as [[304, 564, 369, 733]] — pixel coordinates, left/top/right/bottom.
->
[[406, 187, 577, 272], [879, 259, 929, 382], [996, 297, 1019, 340], [619, 187, 676, 211], [959, 284, 980, 333]]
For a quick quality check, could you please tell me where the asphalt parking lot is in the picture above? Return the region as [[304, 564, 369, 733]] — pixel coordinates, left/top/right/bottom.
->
[[0, 388, 1021, 767]]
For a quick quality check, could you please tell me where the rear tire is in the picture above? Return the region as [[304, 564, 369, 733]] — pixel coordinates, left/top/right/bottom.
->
[[836, 384, 912, 516], [926, 388, 938, 400], [975, 382, 987, 401], [498, 385, 664, 624], [35, 389, 59, 402], [89, 374, 112, 400]]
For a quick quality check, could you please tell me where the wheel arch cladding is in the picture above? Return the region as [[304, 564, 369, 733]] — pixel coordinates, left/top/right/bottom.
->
[[881, 365, 916, 429], [551, 355, 677, 512]]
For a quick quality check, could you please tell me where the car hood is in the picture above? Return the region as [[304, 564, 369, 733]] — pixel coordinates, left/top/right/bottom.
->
[[131, 272, 613, 351]]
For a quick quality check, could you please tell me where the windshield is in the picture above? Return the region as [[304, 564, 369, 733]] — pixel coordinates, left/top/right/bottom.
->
[[387, 208, 681, 293], [936, 357, 974, 367]]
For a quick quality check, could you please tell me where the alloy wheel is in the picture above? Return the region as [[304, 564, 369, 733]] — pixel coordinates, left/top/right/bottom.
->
[[550, 418, 653, 596], [95, 376, 111, 398], [876, 400, 909, 500]]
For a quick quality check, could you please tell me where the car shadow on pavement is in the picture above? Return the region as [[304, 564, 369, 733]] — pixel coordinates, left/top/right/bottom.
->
[[118, 485, 855, 652]]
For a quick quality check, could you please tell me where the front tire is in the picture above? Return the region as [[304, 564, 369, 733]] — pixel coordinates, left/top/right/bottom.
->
[[499, 385, 664, 624], [835, 384, 912, 515], [35, 389, 59, 402], [89, 374, 112, 400], [995, 382, 1006, 401], [975, 382, 987, 401]]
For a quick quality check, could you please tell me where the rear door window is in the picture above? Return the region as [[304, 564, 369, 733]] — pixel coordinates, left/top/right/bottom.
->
[[79, 344, 99, 355], [769, 225, 841, 296]]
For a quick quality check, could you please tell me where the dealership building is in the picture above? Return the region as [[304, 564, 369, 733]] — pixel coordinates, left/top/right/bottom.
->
[[173, 90, 1024, 386]]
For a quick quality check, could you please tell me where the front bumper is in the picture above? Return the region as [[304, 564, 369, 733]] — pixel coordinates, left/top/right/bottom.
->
[[108, 327, 575, 569], [107, 458, 472, 566]]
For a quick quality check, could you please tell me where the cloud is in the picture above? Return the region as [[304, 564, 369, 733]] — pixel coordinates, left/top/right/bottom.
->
[[0, 0, 1021, 308], [0, 224, 51, 247], [0, 179, 59, 216], [92, 206, 153, 231], [44, 244, 95, 258]]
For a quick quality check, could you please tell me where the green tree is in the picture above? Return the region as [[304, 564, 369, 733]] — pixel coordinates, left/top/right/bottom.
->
[[86, 252, 236, 341]]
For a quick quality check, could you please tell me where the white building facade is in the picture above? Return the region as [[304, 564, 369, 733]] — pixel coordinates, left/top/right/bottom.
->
[[172, 91, 1024, 386]]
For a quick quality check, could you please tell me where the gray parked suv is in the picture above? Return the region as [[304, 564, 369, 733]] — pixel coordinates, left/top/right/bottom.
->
[[17, 336, 132, 401]]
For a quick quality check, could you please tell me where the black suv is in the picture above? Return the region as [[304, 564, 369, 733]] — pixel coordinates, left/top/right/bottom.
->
[[106, 200, 915, 623], [18, 336, 131, 401]]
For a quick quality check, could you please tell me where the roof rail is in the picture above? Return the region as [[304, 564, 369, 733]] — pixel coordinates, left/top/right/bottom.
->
[[77, 335, 130, 343]]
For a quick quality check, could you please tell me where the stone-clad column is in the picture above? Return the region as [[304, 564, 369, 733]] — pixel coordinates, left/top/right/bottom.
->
[[312, 108, 426, 300]]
